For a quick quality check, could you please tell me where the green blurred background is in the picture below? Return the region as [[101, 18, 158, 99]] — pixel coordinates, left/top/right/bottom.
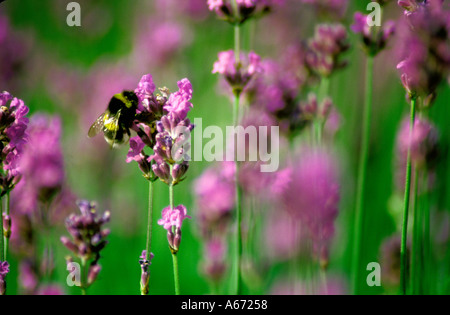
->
[[1, 0, 449, 295]]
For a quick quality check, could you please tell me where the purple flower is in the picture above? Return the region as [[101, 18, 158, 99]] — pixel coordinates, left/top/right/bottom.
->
[[135, 74, 156, 107], [16, 115, 64, 214], [158, 204, 191, 253], [153, 113, 194, 164], [132, 21, 188, 71], [201, 239, 227, 282], [164, 78, 194, 119], [281, 148, 341, 267], [0, 14, 30, 90], [61, 200, 110, 267], [213, 50, 263, 93], [379, 234, 408, 288], [0, 261, 9, 295], [158, 205, 191, 231], [397, 116, 438, 168], [36, 284, 65, 295], [208, 0, 281, 24], [0, 92, 29, 187], [265, 211, 302, 261], [139, 250, 155, 295], [19, 261, 38, 293], [0, 261, 9, 278], [126, 136, 153, 180], [396, 0, 450, 104], [194, 165, 235, 235], [300, 0, 348, 20], [395, 116, 438, 189], [131, 75, 195, 184], [306, 24, 349, 77]]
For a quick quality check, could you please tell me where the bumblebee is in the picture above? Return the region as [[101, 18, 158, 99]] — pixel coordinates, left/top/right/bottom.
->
[[88, 91, 138, 147]]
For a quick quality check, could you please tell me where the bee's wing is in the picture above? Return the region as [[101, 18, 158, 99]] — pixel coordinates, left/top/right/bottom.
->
[[88, 113, 106, 138]]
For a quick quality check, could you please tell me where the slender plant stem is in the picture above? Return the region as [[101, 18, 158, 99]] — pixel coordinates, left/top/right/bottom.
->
[[411, 166, 420, 295], [400, 96, 417, 295], [145, 181, 154, 261], [3, 192, 9, 261], [233, 91, 243, 295], [232, 14, 243, 295], [0, 196, 3, 263], [234, 25, 241, 63], [172, 252, 180, 295], [81, 258, 87, 296], [168, 164, 179, 295], [422, 171, 430, 294], [140, 180, 154, 295], [313, 77, 330, 145], [352, 55, 374, 294]]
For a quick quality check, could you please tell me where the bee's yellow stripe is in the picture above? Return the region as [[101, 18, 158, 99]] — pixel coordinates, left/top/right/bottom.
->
[[114, 93, 133, 109]]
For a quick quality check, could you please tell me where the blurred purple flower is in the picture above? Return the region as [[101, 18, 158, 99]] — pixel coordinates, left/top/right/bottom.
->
[[61, 200, 110, 265], [300, 0, 348, 20], [0, 14, 31, 90], [265, 211, 302, 261], [0, 92, 29, 188], [0, 261, 9, 295], [379, 234, 408, 288], [396, 116, 438, 169], [132, 20, 189, 70], [36, 284, 65, 295], [208, 0, 283, 23], [202, 239, 227, 282], [395, 116, 438, 189], [281, 148, 341, 267], [16, 115, 64, 214], [19, 260, 38, 293], [306, 24, 349, 78], [213, 50, 263, 93], [194, 165, 235, 235], [396, 0, 450, 105], [351, 12, 396, 56]]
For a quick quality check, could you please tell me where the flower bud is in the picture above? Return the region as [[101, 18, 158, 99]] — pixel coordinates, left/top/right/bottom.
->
[[87, 264, 101, 286]]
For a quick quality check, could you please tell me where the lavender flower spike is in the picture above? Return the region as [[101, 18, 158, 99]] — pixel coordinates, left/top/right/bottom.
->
[[0, 261, 9, 295], [61, 200, 110, 292], [158, 205, 191, 254], [139, 250, 154, 295]]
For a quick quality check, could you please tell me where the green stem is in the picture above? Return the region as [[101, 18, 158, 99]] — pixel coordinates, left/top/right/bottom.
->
[[141, 180, 154, 295], [3, 192, 9, 261], [411, 166, 420, 295], [0, 196, 3, 263], [168, 164, 179, 295], [81, 258, 87, 296], [232, 18, 243, 295], [314, 77, 330, 145], [172, 252, 180, 295], [145, 181, 154, 261], [422, 171, 430, 294], [352, 55, 374, 294], [233, 91, 243, 295], [400, 96, 417, 295], [234, 24, 241, 64]]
